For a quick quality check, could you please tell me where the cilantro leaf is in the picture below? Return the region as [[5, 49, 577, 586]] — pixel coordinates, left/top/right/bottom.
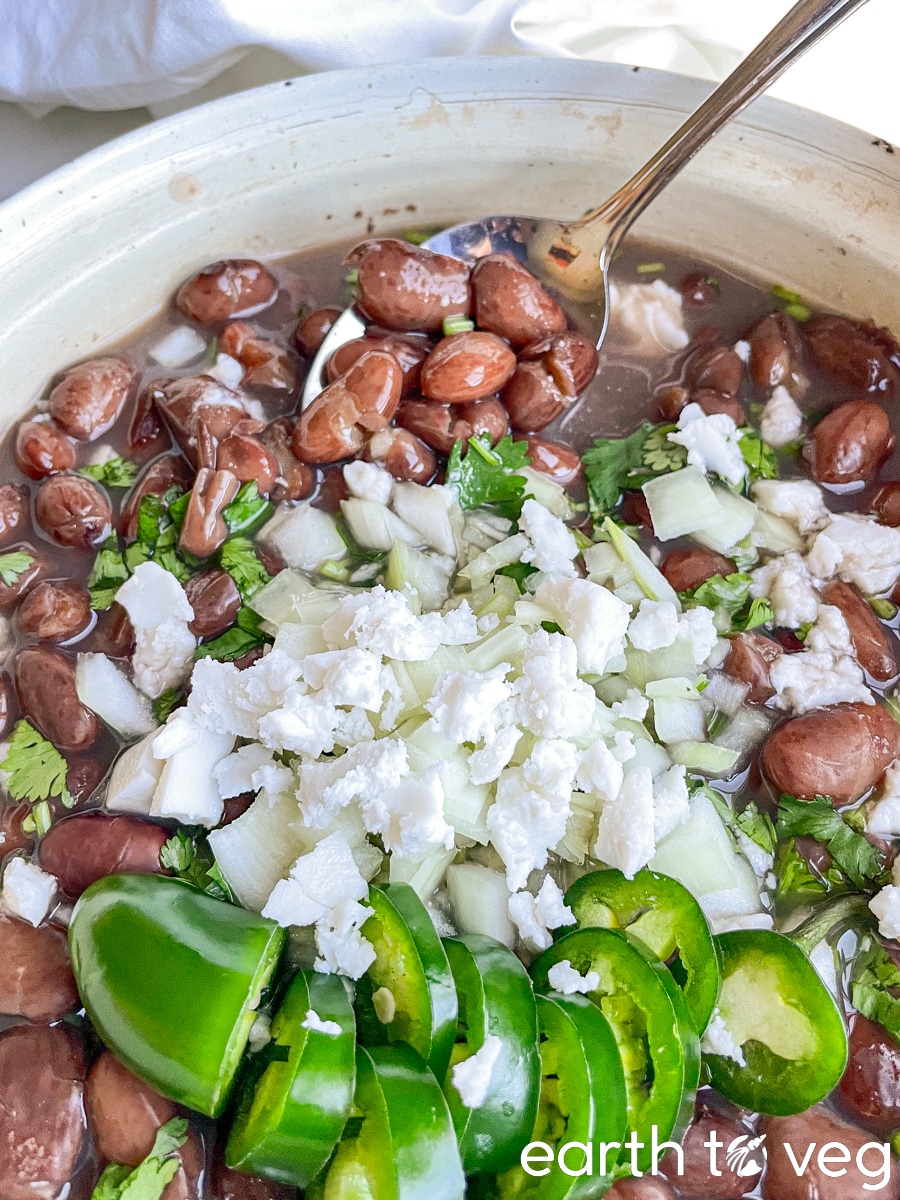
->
[[445, 435, 531, 518], [0, 550, 34, 587], [638, 424, 688, 476], [160, 832, 233, 901], [739, 430, 778, 485], [734, 801, 776, 854], [775, 839, 833, 906], [219, 536, 272, 602], [124, 492, 192, 583], [682, 572, 773, 633], [87, 536, 131, 611], [90, 1118, 188, 1200], [78, 457, 140, 490], [152, 688, 181, 725], [195, 606, 269, 663], [581, 423, 652, 519], [1, 720, 73, 807], [851, 934, 900, 1044], [223, 482, 273, 537], [776, 794, 884, 889]]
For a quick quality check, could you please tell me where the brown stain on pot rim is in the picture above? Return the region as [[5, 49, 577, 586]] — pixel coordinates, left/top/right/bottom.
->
[[169, 174, 201, 204]]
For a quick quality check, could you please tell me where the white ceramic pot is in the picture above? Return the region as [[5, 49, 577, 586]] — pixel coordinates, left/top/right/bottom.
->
[[0, 57, 898, 421]]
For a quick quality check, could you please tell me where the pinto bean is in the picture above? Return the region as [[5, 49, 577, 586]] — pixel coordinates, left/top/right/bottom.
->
[[420, 332, 516, 404], [0, 674, 15, 740], [327, 334, 428, 394], [14, 420, 76, 479], [805, 313, 900, 397], [762, 1107, 900, 1199], [15, 646, 102, 752], [162, 1129, 206, 1200], [396, 397, 508, 454], [724, 631, 781, 704], [220, 793, 255, 827], [262, 419, 316, 503], [803, 399, 895, 485], [364, 428, 436, 484], [127, 386, 171, 459], [761, 701, 900, 803], [872, 482, 900, 527], [0, 542, 44, 611], [471, 253, 567, 347], [218, 322, 299, 392], [212, 1155, 295, 1200], [176, 259, 277, 326], [0, 1024, 87, 1200], [34, 475, 112, 550], [86, 1051, 177, 1166], [522, 330, 598, 398], [215, 432, 278, 495], [684, 344, 742, 396], [293, 350, 402, 463], [0, 915, 78, 1022], [620, 490, 654, 533], [822, 580, 897, 681], [153, 375, 248, 464], [680, 272, 719, 308], [519, 434, 582, 485], [88, 602, 135, 659], [691, 388, 746, 424], [747, 311, 803, 390], [350, 239, 471, 332], [0, 484, 28, 544], [67, 749, 112, 808], [836, 1014, 900, 1135], [501, 362, 565, 431], [294, 306, 343, 357], [178, 467, 240, 558], [16, 580, 92, 644], [185, 569, 242, 639], [461, 397, 511, 445], [316, 467, 350, 513], [0, 802, 33, 857], [120, 453, 194, 541], [48, 356, 135, 441], [662, 1103, 761, 1200], [660, 547, 736, 593], [39, 812, 168, 899]]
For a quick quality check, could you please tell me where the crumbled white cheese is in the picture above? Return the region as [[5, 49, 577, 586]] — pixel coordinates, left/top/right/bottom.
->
[[807, 513, 900, 595], [301, 648, 390, 712], [247, 1013, 272, 1051], [302, 1009, 343, 1037], [75, 652, 156, 738], [769, 604, 872, 714], [594, 766, 656, 879], [323, 587, 477, 661], [343, 460, 394, 506], [735, 830, 775, 878], [733, 339, 751, 363], [1, 858, 57, 927], [188, 650, 302, 739], [547, 959, 600, 995], [149, 325, 207, 368], [151, 709, 235, 827], [809, 940, 839, 997], [760, 384, 804, 448], [677, 607, 720, 665], [751, 478, 829, 535], [427, 665, 513, 744], [627, 599, 718, 666], [104, 731, 164, 814], [535, 576, 630, 676], [512, 630, 597, 740], [518, 499, 578, 577], [608, 279, 689, 357], [668, 404, 748, 486], [296, 738, 410, 828], [207, 352, 244, 389], [451, 1035, 503, 1110], [575, 739, 625, 803], [468, 724, 523, 786], [214, 743, 293, 800], [507, 875, 575, 953], [867, 759, 900, 837], [258, 690, 342, 758], [701, 1010, 746, 1067], [314, 896, 378, 979], [750, 552, 820, 628], [652, 763, 690, 841], [362, 764, 454, 858], [870, 884, 900, 941], [116, 562, 197, 699]]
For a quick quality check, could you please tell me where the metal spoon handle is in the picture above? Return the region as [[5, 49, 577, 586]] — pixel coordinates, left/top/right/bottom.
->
[[575, 0, 870, 256]]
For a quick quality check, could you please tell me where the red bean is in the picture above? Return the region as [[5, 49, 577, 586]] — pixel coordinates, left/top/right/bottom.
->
[[216, 433, 279, 495], [0, 802, 32, 857], [662, 1103, 761, 1200], [836, 1014, 900, 1135], [0, 542, 44, 611], [805, 313, 900, 397], [0, 485, 29, 545], [293, 350, 402, 464], [14, 420, 76, 480], [16, 580, 92, 643], [327, 334, 429, 394], [176, 259, 278, 326], [294, 306, 343, 357], [39, 812, 168, 899], [48, 356, 135, 441], [872, 482, 900, 527], [747, 311, 803, 390], [803, 399, 895, 485], [14, 646, 102, 753], [86, 1051, 177, 1166], [350, 239, 472, 333], [420, 332, 517, 404], [178, 467, 240, 558], [501, 362, 565, 431], [762, 1107, 900, 1199], [683, 344, 742, 396], [680, 272, 719, 308], [519, 434, 582, 485], [152, 375, 248, 464], [822, 580, 897, 681], [365, 428, 436, 483], [34, 475, 112, 550], [218, 322, 299, 391], [660, 548, 736, 592], [724, 631, 781, 704], [185, 569, 242, 639], [263, 420, 316, 504], [0, 914, 79, 1023], [471, 253, 567, 347], [120, 453, 194, 542], [127, 386, 171, 459]]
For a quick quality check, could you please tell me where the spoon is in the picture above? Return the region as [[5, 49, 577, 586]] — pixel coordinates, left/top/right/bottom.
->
[[303, 0, 869, 410]]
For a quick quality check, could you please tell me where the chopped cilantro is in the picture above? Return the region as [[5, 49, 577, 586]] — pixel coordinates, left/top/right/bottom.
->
[[851, 935, 900, 1045], [219, 535, 271, 603], [78, 457, 139, 490], [124, 492, 191, 583], [160, 831, 233, 902], [87, 536, 131, 610], [0, 550, 34, 588], [771, 284, 812, 323], [776, 794, 885, 889], [152, 688, 181, 725], [195, 606, 269, 662], [1, 719, 73, 807], [775, 840, 834, 906], [739, 430, 778, 485], [445, 435, 531, 519], [223, 482, 273, 537], [581, 422, 686, 520], [89, 1117, 188, 1200], [734, 801, 776, 854], [496, 561, 538, 591], [682, 572, 773, 633]]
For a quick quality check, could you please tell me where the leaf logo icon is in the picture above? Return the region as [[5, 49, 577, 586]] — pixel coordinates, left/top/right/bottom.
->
[[725, 1133, 767, 1177]]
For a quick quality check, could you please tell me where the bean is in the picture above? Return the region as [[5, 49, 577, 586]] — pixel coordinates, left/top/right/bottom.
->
[[48, 356, 135, 441], [88, 601, 135, 659], [292, 350, 402, 463], [872, 482, 900, 527], [14, 420, 76, 479], [0, 542, 44, 611], [805, 313, 900, 397], [185, 569, 242, 639], [16, 580, 92, 643], [176, 259, 278, 326], [0, 1024, 86, 1200], [525, 330, 598, 398], [0, 802, 33, 857], [461, 397, 511, 445], [660, 547, 736, 592], [620, 489, 654, 533], [761, 701, 900, 803], [822, 580, 897, 681], [680, 272, 719, 308], [804, 399, 895, 485], [0, 914, 78, 1022], [835, 1013, 900, 1135], [218, 322, 299, 392], [747, 311, 803, 390], [153, 375, 248, 464], [211, 1154, 295, 1200], [34, 475, 112, 550], [421, 331, 517, 404], [684, 344, 743, 397], [519, 434, 582, 485], [762, 1107, 900, 1199], [662, 1103, 761, 1200], [0, 484, 28, 544], [162, 1129, 206, 1200], [86, 1051, 177, 1166], [39, 812, 168, 898], [365, 428, 436, 483], [14, 645, 103, 752], [67, 749, 111, 808], [471, 253, 567, 347], [178, 467, 240, 558], [656, 384, 744, 424], [396, 398, 507, 454], [327, 334, 429, 394], [128, 386, 171, 459], [350, 238, 472, 332], [121, 453, 194, 541], [216, 432, 279, 495], [501, 362, 565, 431], [262, 419, 316, 503], [220, 793, 254, 826], [294, 306, 343, 357], [316, 467, 350, 513], [724, 631, 781, 704]]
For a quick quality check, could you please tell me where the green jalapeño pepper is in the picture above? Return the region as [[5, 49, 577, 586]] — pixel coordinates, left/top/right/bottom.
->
[[68, 873, 285, 1117], [309, 1043, 465, 1200], [355, 883, 458, 1080], [704, 929, 848, 1115], [531, 927, 699, 1172], [565, 868, 720, 1035], [441, 934, 541, 1174], [497, 992, 628, 1200], [226, 969, 356, 1186]]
